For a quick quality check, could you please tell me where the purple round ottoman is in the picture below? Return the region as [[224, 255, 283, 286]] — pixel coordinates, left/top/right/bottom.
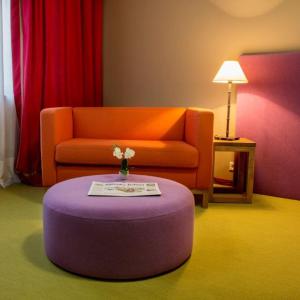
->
[[43, 174, 194, 280]]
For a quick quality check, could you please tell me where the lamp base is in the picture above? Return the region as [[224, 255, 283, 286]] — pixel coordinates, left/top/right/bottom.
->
[[214, 135, 240, 141]]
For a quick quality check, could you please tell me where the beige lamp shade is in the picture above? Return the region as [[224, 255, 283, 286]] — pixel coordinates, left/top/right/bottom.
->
[[213, 60, 248, 83]]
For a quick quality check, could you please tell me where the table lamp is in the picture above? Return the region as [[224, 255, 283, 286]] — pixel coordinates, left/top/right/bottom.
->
[[213, 60, 248, 140]]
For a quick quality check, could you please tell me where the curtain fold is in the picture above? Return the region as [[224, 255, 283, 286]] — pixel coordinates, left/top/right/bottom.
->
[[11, 0, 103, 185], [0, 0, 19, 187]]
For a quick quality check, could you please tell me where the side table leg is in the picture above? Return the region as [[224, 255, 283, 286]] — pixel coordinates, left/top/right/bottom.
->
[[246, 149, 255, 202]]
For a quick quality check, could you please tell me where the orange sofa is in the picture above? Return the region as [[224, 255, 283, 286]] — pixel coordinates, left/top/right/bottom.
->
[[41, 107, 214, 204]]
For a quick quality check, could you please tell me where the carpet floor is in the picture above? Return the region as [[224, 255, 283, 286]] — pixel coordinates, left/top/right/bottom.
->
[[0, 184, 299, 300]]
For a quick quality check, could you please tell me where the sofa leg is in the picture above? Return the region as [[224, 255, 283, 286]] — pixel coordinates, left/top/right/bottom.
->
[[201, 192, 209, 208], [191, 189, 209, 208]]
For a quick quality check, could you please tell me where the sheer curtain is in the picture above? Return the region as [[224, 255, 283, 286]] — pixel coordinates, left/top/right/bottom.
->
[[0, 0, 18, 187]]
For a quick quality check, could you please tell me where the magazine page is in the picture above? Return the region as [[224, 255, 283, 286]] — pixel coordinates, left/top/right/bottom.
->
[[88, 182, 161, 197]]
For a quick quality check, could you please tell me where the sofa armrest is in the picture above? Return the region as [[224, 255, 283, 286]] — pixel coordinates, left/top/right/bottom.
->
[[185, 108, 214, 190], [40, 107, 73, 186]]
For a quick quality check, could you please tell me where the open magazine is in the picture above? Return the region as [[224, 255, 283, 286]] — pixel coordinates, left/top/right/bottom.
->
[[88, 181, 161, 197]]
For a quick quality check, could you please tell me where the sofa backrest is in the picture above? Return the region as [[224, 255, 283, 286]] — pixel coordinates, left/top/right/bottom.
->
[[73, 107, 186, 140]]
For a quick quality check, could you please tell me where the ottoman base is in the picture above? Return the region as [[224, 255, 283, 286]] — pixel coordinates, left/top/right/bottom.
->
[[44, 205, 193, 280]]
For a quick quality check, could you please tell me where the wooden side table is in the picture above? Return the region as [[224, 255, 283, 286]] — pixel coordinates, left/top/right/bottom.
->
[[211, 138, 256, 203]]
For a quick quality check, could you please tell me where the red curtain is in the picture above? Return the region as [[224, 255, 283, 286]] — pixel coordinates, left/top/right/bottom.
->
[[11, 0, 103, 185]]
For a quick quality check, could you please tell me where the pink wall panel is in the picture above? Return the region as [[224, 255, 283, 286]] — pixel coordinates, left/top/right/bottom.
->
[[237, 52, 300, 200]]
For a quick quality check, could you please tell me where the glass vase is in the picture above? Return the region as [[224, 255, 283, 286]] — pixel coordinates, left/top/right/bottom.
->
[[119, 159, 129, 180]]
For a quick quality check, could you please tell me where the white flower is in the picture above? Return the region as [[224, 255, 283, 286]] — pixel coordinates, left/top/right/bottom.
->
[[124, 148, 135, 159], [113, 146, 123, 159]]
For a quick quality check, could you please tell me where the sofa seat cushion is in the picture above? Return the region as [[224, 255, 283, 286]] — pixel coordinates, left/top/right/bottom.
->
[[56, 139, 198, 168]]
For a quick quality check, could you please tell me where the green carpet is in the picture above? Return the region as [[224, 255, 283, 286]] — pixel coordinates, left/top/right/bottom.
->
[[0, 184, 299, 300]]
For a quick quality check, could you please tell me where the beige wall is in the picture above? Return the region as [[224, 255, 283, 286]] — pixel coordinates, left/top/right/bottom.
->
[[103, 0, 300, 177]]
